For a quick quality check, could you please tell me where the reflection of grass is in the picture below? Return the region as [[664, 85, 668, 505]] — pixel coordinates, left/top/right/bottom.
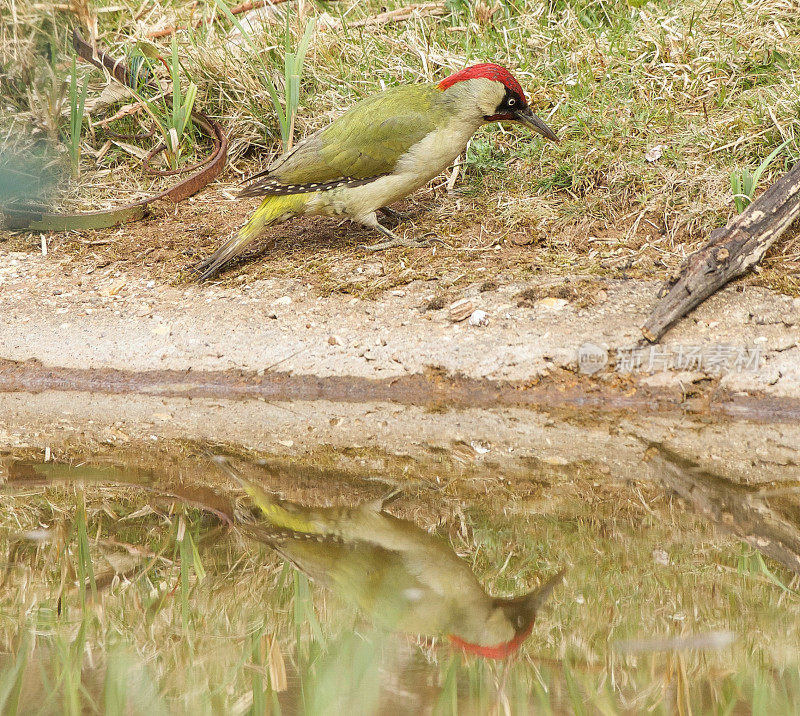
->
[[0, 449, 798, 713]]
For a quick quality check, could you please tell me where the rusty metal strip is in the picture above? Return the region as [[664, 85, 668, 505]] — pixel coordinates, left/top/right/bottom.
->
[[0, 30, 228, 232]]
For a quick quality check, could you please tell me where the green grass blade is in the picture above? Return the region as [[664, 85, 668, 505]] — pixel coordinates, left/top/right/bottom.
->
[[76, 495, 97, 607], [751, 138, 793, 191], [0, 631, 30, 715], [210, 0, 287, 142], [295, 18, 316, 81], [434, 656, 459, 716]]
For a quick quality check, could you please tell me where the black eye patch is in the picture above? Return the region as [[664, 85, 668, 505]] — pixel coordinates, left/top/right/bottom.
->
[[496, 89, 524, 114]]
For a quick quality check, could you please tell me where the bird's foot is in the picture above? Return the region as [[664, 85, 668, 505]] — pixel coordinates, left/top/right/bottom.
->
[[359, 232, 440, 252]]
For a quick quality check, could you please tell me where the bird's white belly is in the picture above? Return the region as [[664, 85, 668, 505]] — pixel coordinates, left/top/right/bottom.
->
[[305, 121, 478, 221]]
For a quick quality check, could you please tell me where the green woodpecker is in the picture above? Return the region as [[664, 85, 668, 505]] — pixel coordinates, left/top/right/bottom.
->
[[223, 463, 564, 659], [194, 63, 558, 279]]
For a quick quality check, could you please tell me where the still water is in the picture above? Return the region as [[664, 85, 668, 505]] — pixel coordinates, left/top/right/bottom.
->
[[1, 424, 799, 714]]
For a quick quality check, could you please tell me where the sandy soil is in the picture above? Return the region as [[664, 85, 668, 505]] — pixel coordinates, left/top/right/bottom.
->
[[0, 241, 798, 391]]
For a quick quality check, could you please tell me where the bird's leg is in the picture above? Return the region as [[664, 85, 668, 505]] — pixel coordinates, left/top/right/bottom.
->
[[378, 206, 413, 227], [358, 212, 440, 252]]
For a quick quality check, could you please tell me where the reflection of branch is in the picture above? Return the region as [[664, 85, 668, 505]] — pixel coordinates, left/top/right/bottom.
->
[[646, 443, 800, 575]]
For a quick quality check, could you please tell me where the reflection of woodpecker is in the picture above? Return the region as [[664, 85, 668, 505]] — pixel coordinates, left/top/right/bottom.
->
[[220, 460, 563, 659]]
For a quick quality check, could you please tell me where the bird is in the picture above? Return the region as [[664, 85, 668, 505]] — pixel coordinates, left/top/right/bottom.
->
[[219, 459, 564, 659], [193, 62, 558, 280]]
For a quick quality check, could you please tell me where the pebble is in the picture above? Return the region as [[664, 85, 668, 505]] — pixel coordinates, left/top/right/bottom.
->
[[328, 335, 343, 346], [536, 297, 569, 310], [773, 336, 797, 352], [449, 297, 474, 322], [468, 309, 489, 326], [272, 296, 292, 306]]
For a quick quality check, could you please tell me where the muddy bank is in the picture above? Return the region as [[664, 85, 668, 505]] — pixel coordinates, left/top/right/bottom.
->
[[0, 250, 798, 400], [1, 391, 798, 487]]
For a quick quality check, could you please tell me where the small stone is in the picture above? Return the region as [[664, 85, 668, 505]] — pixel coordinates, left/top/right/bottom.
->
[[449, 297, 474, 322], [652, 548, 670, 566], [644, 144, 664, 162], [277, 440, 294, 447], [468, 309, 489, 326], [272, 296, 292, 306], [536, 297, 569, 310], [773, 336, 797, 352], [328, 335, 343, 346], [470, 440, 491, 455]]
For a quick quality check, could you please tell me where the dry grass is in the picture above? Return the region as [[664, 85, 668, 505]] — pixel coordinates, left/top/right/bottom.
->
[[1, 0, 800, 294]]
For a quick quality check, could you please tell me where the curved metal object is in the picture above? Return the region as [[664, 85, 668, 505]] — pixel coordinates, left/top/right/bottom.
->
[[0, 30, 228, 232]]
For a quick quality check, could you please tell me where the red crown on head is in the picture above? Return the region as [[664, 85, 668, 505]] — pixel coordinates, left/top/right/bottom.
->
[[437, 63, 527, 103]]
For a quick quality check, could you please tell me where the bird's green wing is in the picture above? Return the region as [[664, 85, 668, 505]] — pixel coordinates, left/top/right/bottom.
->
[[240, 84, 449, 197]]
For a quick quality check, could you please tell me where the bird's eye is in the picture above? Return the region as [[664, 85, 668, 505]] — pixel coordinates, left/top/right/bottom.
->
[[507, 98, 517, 107]]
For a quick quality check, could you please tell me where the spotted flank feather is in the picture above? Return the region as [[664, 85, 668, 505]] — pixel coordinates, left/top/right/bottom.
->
[[238, 174, 384, 198], [244, 525, 345, 545]]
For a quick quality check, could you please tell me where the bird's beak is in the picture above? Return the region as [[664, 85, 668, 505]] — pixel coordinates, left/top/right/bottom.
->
[[513, 106, 559, 143]]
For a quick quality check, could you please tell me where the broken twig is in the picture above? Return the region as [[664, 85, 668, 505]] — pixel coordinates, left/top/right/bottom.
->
[[641, 160, 800, 343]]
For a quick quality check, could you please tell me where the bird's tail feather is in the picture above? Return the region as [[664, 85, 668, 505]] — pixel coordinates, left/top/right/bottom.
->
[[212, 456, 321, 533], [193, 194, 308, 280]]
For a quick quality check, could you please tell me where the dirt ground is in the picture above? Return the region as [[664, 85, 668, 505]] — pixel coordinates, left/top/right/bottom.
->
[[1, 177, 799, 410]]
